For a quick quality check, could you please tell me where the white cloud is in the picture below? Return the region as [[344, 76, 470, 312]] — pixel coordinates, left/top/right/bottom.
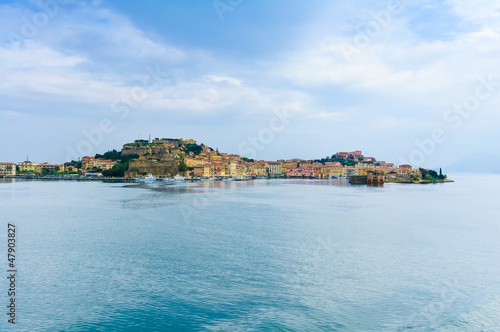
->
[[207, 75, 242, 86], [275, 5, 500, 112], [0, 2, 310, 119], [445, 0, 500, 25]]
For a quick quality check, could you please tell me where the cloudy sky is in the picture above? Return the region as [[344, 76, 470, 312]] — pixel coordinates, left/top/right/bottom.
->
[[0, 0, 499, 168]]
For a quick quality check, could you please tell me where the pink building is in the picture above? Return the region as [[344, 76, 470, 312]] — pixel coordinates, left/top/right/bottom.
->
[[349, 150, 363, 157], [286, 168, 314, 177]]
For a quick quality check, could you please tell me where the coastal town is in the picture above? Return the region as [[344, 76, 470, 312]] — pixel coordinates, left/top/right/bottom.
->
[[0, 137, 450, 184]]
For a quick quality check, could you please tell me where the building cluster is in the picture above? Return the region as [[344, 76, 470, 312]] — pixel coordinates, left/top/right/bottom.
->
[[0, 158, 116, 176], [181, 149, 419, 181], [81, 156, 115, 171], [0, 140, 421, 181], [1, 161, 65, 175]]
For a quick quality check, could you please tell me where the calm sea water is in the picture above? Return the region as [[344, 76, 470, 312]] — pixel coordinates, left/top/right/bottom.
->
[[0, 174, 499, 331]]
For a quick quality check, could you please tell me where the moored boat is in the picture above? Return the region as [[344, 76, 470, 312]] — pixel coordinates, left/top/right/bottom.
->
[[136, 174, 157, 182], [174, 175, 185, 181]]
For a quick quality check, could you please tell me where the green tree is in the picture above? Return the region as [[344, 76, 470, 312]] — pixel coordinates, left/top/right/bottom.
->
[[438, 168, 447, 180], [428, 169, 439, 179], [95, 149, 122, 161], [178, 161, 188, 172], [101, 155, 138, 177], [184, 143, 203, 155], [65, 160, 82, 168]]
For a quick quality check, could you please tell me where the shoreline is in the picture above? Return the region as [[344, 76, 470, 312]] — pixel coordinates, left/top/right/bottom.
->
[[1, 175, 454, 184], [385, 179, 455, 184]]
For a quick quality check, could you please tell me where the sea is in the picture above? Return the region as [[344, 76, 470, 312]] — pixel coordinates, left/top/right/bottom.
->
[[0, 174, 499, 331]]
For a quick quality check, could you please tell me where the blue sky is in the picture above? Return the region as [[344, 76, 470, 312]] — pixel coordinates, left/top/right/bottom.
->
[[0, 0, 499, 168]]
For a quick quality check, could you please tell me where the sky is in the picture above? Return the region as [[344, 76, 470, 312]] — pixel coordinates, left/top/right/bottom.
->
[[0, 0, 499, 169]]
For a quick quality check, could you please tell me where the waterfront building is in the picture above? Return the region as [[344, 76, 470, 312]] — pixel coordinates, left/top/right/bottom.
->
[[18, 161, 40, 172], [344, 167, 360, 177], [37, 163, 63, 173], [329, 168, 344, 178], [247, 164, 267, 177], [214, 163, 226, 177], [95, 159, 115, 170], [192, 166, 203, 176], [286, 168, 314, 177], [266, 162, 282, 177], [81, 156, 94, 169], [397, 168, 412, 180], [0, 162, 16, 176], [385, 172, 397, 181], [203, 164, 214, 177], [228, 162, 237, 176], [81, 156, 114, 170]]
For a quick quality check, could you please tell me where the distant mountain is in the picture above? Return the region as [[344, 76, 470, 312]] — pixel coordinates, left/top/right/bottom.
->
[[446, 154, 500, 174]]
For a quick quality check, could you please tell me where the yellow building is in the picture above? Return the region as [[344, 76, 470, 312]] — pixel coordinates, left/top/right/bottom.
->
[[18, 161, 40, 172], [249, 165, 267, 177], [203, 164, 214, 177], [329, 168, 343, 177], [95, 159, 115, 170], [36, 163, 63, 173], [81, 156, 114, 170], [184, 156, 203, 167], [0, 162, 16, 176]]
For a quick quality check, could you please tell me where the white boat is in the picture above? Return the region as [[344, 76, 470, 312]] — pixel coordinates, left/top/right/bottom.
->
[[174, 175, 185, 181], [136, 174, 157, 182], [162, 177, 174, 182], [235, 175, 252, 181]]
